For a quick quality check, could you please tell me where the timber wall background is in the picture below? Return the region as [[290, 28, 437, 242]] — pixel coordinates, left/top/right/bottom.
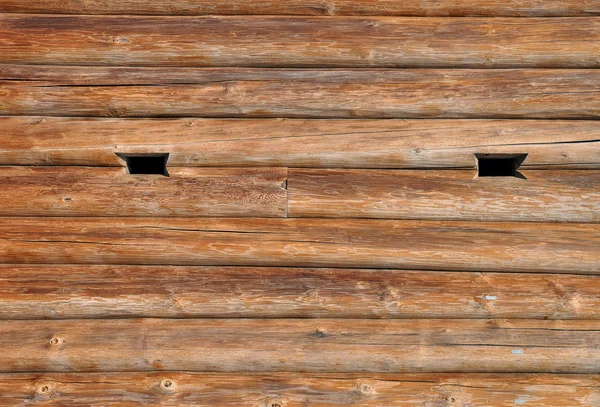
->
[[0, 1, 599, 406]]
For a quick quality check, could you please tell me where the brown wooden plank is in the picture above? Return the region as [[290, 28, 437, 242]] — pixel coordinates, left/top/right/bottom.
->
[[1, 117, 598, 168], [1, 372, 599, 406], [2, 67, 600, 118], [0, 218, 597, 273], [1, 16, 599, 67], [288, 169, 600, 222], [1, 265, 600, 320], [1, 0, 599, 16], [0, 166, 287, 217], [1, 318, 600, 373]]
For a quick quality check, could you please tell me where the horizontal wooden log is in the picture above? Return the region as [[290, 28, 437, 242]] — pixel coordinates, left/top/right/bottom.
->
[[2, 67, 600, 118], [1, 265, 600, 319], [288, 169, 600, 222], [0, 117, 598, 168], [2, 318, 600, 372], [0, 218, 597, 273], [1, 15, 600, 67], [1, 373, 599, 406], [1, 0, 599, 16], [0, 166, 287, 217]]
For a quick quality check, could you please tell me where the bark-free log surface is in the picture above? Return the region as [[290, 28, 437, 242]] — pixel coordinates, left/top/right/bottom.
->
[[0, 218, 598, 273], [288, 169, 600, 222], [2, 0, 599, 16], [1, 15, 600, 67], [2, 318, 600, 373], [2, 0, 599, 396], [1, 117, 598, 168], [1, 265, 599, 320], [0, 166, 287, 217], [2, 373, 599, 406], [2, 67, 600, 118]]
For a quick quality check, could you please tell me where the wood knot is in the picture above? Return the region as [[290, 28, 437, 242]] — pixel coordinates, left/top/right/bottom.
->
[[49, 337, 62, 346], [161, 379, 175, 391], [187, 153, 208, 164], [107, 36, 130, 44], [357, 382, 375, 396], [314, 328, 328, 338], [303, 289, 321, 301], [312, 3, 335, 15], [35, 382, 55, 400], [266, 398, 284, 407], [30, 117, 46, 125], [153, 378, 176, 394], [106, 105, 127, 117], [379, 286, 400, 301]]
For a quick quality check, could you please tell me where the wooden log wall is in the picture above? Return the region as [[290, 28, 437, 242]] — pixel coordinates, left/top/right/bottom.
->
[[0, 0, 599, 405]]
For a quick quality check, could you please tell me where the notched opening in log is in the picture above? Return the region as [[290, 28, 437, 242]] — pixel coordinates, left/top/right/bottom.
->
[[476, 153, 528, 179], [116, 153, 170, 177]]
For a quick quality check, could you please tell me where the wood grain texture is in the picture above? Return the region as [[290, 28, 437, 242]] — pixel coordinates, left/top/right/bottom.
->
[[2, 318, 600, 373], [1, 373, 599, 406], [1, 265, 600, 320], [1, 117, 598, 168], [1, 15, 600, 67], [288, 169, 600, 222], [0, 218, 597, 273], [2, 67, 600, 118], [1, 0, 599, 16], [0, 166, 287, 217], [1, 0, 598, 395]]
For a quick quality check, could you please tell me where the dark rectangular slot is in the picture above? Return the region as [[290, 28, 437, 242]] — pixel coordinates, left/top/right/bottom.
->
[[476, 154, 527, 178], [118, 153, 170, 176]]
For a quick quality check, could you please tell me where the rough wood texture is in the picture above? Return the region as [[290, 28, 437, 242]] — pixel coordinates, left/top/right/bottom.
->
[[2, 318, 600, 373], [2, 67, 599, 119], [288, 169, 600, 222], [0, 117, 598, 168], [1, 0, 599, 16], [2, 1, 600, 391], [1, 265, 599, 320], [0, 166, 287, 217], [1, 15, 600, 67], [1, 373, 599, 406], [0, 218, 597, 273]]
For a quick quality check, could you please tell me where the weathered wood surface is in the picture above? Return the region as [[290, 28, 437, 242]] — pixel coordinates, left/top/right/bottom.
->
[[2, 318, 600, 373], [0, 218, 597, 273], [1, 265, 600, 320], [288, 169, 600, 222], [6, 166, 599, 222], [0, 167, 287, 217], [1, 117, 598, 168], [2, 0, 599, 16], [2, 67, 600, 118], [2, 373, 599, 406], [1, 2, 599, 391], [1, 15, 600, 68]]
